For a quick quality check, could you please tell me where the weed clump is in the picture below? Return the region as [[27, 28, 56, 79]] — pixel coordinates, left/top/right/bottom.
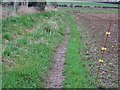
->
[[17, 37, 28, 45], [3, 47, 11, 57], [3, 32, 12, 40]]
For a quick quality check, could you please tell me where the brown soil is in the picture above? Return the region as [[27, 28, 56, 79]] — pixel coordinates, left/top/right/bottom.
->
[[45, 26, 70, 88], [74, 12, 118, 88], [2, 6, 40, 18]]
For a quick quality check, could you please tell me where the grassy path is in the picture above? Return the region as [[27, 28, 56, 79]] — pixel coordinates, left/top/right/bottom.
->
[[63, 13, 96, 88], [44, 11, 96, 88], [46, 26, 70, 88]]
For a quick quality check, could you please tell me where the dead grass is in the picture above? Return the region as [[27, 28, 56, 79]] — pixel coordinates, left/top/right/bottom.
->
[[45, 6, 58, 12], [2, 6, 40, 18], [17, 6, 40, 15]]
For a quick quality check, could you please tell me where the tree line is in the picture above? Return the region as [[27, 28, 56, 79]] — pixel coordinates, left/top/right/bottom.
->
[[2, 1, 47, 14]]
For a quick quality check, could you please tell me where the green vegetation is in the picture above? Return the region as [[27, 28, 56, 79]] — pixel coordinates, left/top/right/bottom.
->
[[37, 2, 47, 11], [60, 8, 118, 14], [48, 1, 118, 7], [2, 11, 67, 88], [63, 14, 95, 88], [50, 2, 58, 8], [28, 2, 47, 11]]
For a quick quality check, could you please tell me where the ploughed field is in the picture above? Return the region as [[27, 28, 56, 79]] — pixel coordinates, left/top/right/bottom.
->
[[76, 13, 118, 88]]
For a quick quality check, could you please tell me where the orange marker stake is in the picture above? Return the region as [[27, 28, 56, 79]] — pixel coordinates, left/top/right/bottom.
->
[[101, 47, 107, 51], [96, 20, 112, 82]]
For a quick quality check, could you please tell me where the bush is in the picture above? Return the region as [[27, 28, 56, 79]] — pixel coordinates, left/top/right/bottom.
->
[[28, 2, 46, 11], [28, 2, 37, 7], [37, 2, 47, 11], [3, 46, 11, 57], [51, 2, 57, 8], [17, 37, 28, 45], [69, 3, 73, 8]]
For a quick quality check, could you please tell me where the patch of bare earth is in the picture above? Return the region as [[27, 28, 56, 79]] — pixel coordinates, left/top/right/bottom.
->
[[45, 26, 70, 88], [17, 6, 40, 15], [2, 6, 40, 18], [76, 13, 118, 88], [45, 6, 58, 12]]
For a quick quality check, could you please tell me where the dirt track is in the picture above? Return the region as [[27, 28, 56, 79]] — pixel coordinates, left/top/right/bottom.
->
[[46, 26, 70, 88]]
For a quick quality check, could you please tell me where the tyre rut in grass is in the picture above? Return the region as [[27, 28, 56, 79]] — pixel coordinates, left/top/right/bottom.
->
[[46, 26, 70, 88]]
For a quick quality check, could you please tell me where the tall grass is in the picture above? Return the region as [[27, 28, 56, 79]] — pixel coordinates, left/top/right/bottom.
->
[[2, 11, 67, 88]]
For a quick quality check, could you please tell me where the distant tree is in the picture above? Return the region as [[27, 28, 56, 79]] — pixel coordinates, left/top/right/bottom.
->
[[69, 3, 73, 8], [28, 1, 46, 11], [2, 2, 13, 7], [36, 2, 47, 11], [51, 2, 57, 8], [28, 2, 37, 7]]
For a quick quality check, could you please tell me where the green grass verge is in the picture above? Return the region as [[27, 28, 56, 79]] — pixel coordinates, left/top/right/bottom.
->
[[47, 1, 118, 7], [63, 14, 96, 88], [2, 11, 67, 88]]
